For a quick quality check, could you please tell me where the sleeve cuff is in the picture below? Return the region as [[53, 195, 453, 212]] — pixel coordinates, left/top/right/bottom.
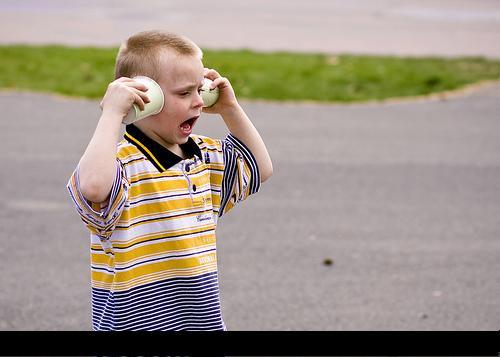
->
[[67, 161, 128, 237], [225, 134, 261, 194]]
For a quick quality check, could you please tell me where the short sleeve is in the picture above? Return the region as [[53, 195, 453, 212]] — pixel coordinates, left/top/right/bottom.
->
[[219, 134, 261, 217], [66, 160, 129, 240]]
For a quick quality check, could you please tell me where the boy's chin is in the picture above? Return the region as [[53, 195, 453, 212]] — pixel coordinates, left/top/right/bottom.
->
[[177, 134, 191, 142]]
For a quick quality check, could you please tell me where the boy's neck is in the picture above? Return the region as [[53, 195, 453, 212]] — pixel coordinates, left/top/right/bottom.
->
[[133, 124, 187, 159], [151, 135, 186, 159]]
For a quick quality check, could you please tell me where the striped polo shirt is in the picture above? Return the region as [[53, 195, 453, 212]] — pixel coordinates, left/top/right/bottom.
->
[[67, 124, 260, 331]]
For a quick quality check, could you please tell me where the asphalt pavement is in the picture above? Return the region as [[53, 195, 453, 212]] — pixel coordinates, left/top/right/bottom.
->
[[0, 83, 499, 330], [0, 0, 499, 332]]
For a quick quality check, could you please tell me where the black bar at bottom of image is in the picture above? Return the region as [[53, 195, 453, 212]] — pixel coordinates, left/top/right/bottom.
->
[[0, 331, 498, 356]]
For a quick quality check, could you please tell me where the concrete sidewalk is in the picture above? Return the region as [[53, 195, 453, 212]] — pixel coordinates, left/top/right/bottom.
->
[[0, 84, 499, 330], [1, 0, 500, 58]]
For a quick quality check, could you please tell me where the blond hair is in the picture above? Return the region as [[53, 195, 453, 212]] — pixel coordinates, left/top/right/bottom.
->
[[115, 30, 202, 81]]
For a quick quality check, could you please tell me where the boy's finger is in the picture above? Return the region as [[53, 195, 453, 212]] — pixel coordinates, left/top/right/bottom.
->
[[211, 76, 228, 89], [134, 93, 146, 111], [128, 81, 149, 92], [204, 68, 221, 81], [140, 91, 151, 104], [116, 77, 135, 83], [134, 88, 150, 105]]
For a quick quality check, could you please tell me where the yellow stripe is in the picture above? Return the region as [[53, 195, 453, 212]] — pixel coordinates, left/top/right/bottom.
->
[[116, 205, 216, 230], [127, 164, 210, 184], [117, 151, 143, 162], [125, 132, 167, 171], [91, 234, 215, 267], [91, 262, 217, 291], [193, 135, 221, 149], [120, 252, 216, 281], [124, 197, 206, 220], [91, 252, 217, 287], [129, 180, 211, 200], [97, 224, 215, 250], [129, 178, 188, 197], [123, 157, 146, 167], [116, 237, 215, 266]]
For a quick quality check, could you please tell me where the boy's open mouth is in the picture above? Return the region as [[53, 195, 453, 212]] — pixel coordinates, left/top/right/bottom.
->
[[180, 116, 199, 135]]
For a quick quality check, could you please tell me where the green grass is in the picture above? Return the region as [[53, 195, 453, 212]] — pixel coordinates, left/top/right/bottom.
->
[[1, 45, 500, 102]]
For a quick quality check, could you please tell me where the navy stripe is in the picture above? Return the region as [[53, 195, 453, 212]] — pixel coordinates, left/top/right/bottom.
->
[[113, 247, 216, 271], [227, 134, 261, 194], [99, 305, 223, 331], [130, 166, 209, 185], [149, 317, 224, 331], [92, 272, 218, 296], [113, 272, 218, 299], [114, 207, 214, 230], [220, 138, 238, 216], [219, 134, 261, 217], [122, 157, 145, 166], [91, 272, 223, 331], [90, 225, 215, 252], [198, 146, 221, 153], [95, 295, 221, 322], [91, 265, 115, 274], [112, 300, 221, 328], [92, 274, 219, 309], [129, 187, 211, 206], [70, 163, 127, 235], [113, 288, 221, 314], [111, 287, 220, 315], [131, 174, 184, 184]]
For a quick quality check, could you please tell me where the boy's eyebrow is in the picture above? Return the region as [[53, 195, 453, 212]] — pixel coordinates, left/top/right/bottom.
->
[[175, 81, 204, 91]]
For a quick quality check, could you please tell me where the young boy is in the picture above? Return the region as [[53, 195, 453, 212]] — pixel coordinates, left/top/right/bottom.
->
[[67, 30, 273, 331]]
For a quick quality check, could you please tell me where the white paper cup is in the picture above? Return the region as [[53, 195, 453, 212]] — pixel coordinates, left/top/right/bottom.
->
[[201, 78, 220, 108], [122, 76, 165, 125]]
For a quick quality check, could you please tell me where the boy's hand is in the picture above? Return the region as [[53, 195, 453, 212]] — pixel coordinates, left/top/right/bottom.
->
[[100, 77, 151, 119], [202, 68, 273, 183], [202, 68, 239, 115]]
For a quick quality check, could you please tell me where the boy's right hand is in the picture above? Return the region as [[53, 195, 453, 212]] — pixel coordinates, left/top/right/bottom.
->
[[99, 77, 151, 119]]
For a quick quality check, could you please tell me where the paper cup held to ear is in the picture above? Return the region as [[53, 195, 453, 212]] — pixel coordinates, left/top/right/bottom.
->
[[201, 78, 219, 108], [123, 76, 165, 125]]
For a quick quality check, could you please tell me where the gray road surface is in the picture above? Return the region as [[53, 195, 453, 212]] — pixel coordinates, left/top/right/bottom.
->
[[1, 0, 500, 58], [0, 84, 499, 330], [1, 0, 499, 332]]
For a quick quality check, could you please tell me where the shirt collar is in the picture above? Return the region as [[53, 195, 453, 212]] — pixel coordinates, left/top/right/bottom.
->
[[124, 124, 202, 172]]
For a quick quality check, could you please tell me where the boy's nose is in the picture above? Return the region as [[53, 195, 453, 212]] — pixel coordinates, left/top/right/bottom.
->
[[193, 91, 204, 108]]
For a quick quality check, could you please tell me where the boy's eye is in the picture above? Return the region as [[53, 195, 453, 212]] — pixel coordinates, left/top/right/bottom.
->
[[180, 91, 190, 96]]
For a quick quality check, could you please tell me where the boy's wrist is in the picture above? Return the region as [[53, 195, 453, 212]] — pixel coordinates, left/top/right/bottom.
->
[[219, 100, 243, 120], [101, 108, 127, 123]]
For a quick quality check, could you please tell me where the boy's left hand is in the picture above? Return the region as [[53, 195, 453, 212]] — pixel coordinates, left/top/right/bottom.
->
[[202, 68, 239, 115]]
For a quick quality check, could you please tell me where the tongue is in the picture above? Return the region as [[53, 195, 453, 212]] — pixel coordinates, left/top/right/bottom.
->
[[180, 122, 191, 132]]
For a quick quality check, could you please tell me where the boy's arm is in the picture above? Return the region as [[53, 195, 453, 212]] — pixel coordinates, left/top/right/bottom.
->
[[203, 69, 273, 183], [78, 78, 150, 203]]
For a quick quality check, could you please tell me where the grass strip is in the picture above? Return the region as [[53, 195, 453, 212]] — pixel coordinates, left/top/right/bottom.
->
[[1, 45, 500, 102]]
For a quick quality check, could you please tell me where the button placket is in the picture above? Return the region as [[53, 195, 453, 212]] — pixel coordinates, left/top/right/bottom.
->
[[182, 160, 195, 204]]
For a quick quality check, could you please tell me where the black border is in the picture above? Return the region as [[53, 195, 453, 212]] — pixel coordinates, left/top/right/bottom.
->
[[0, 331, 498, 356]]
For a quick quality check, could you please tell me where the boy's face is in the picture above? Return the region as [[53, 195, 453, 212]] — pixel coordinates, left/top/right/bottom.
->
[[145, 50, 205, 151]]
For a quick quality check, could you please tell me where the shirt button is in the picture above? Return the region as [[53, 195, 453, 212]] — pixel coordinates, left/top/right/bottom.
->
[[192, 184, 197, 192], [185, 164, 190, 172]]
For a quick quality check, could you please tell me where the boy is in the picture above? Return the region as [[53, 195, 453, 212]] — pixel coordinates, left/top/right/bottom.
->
[[67, 30, 273, 331]]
